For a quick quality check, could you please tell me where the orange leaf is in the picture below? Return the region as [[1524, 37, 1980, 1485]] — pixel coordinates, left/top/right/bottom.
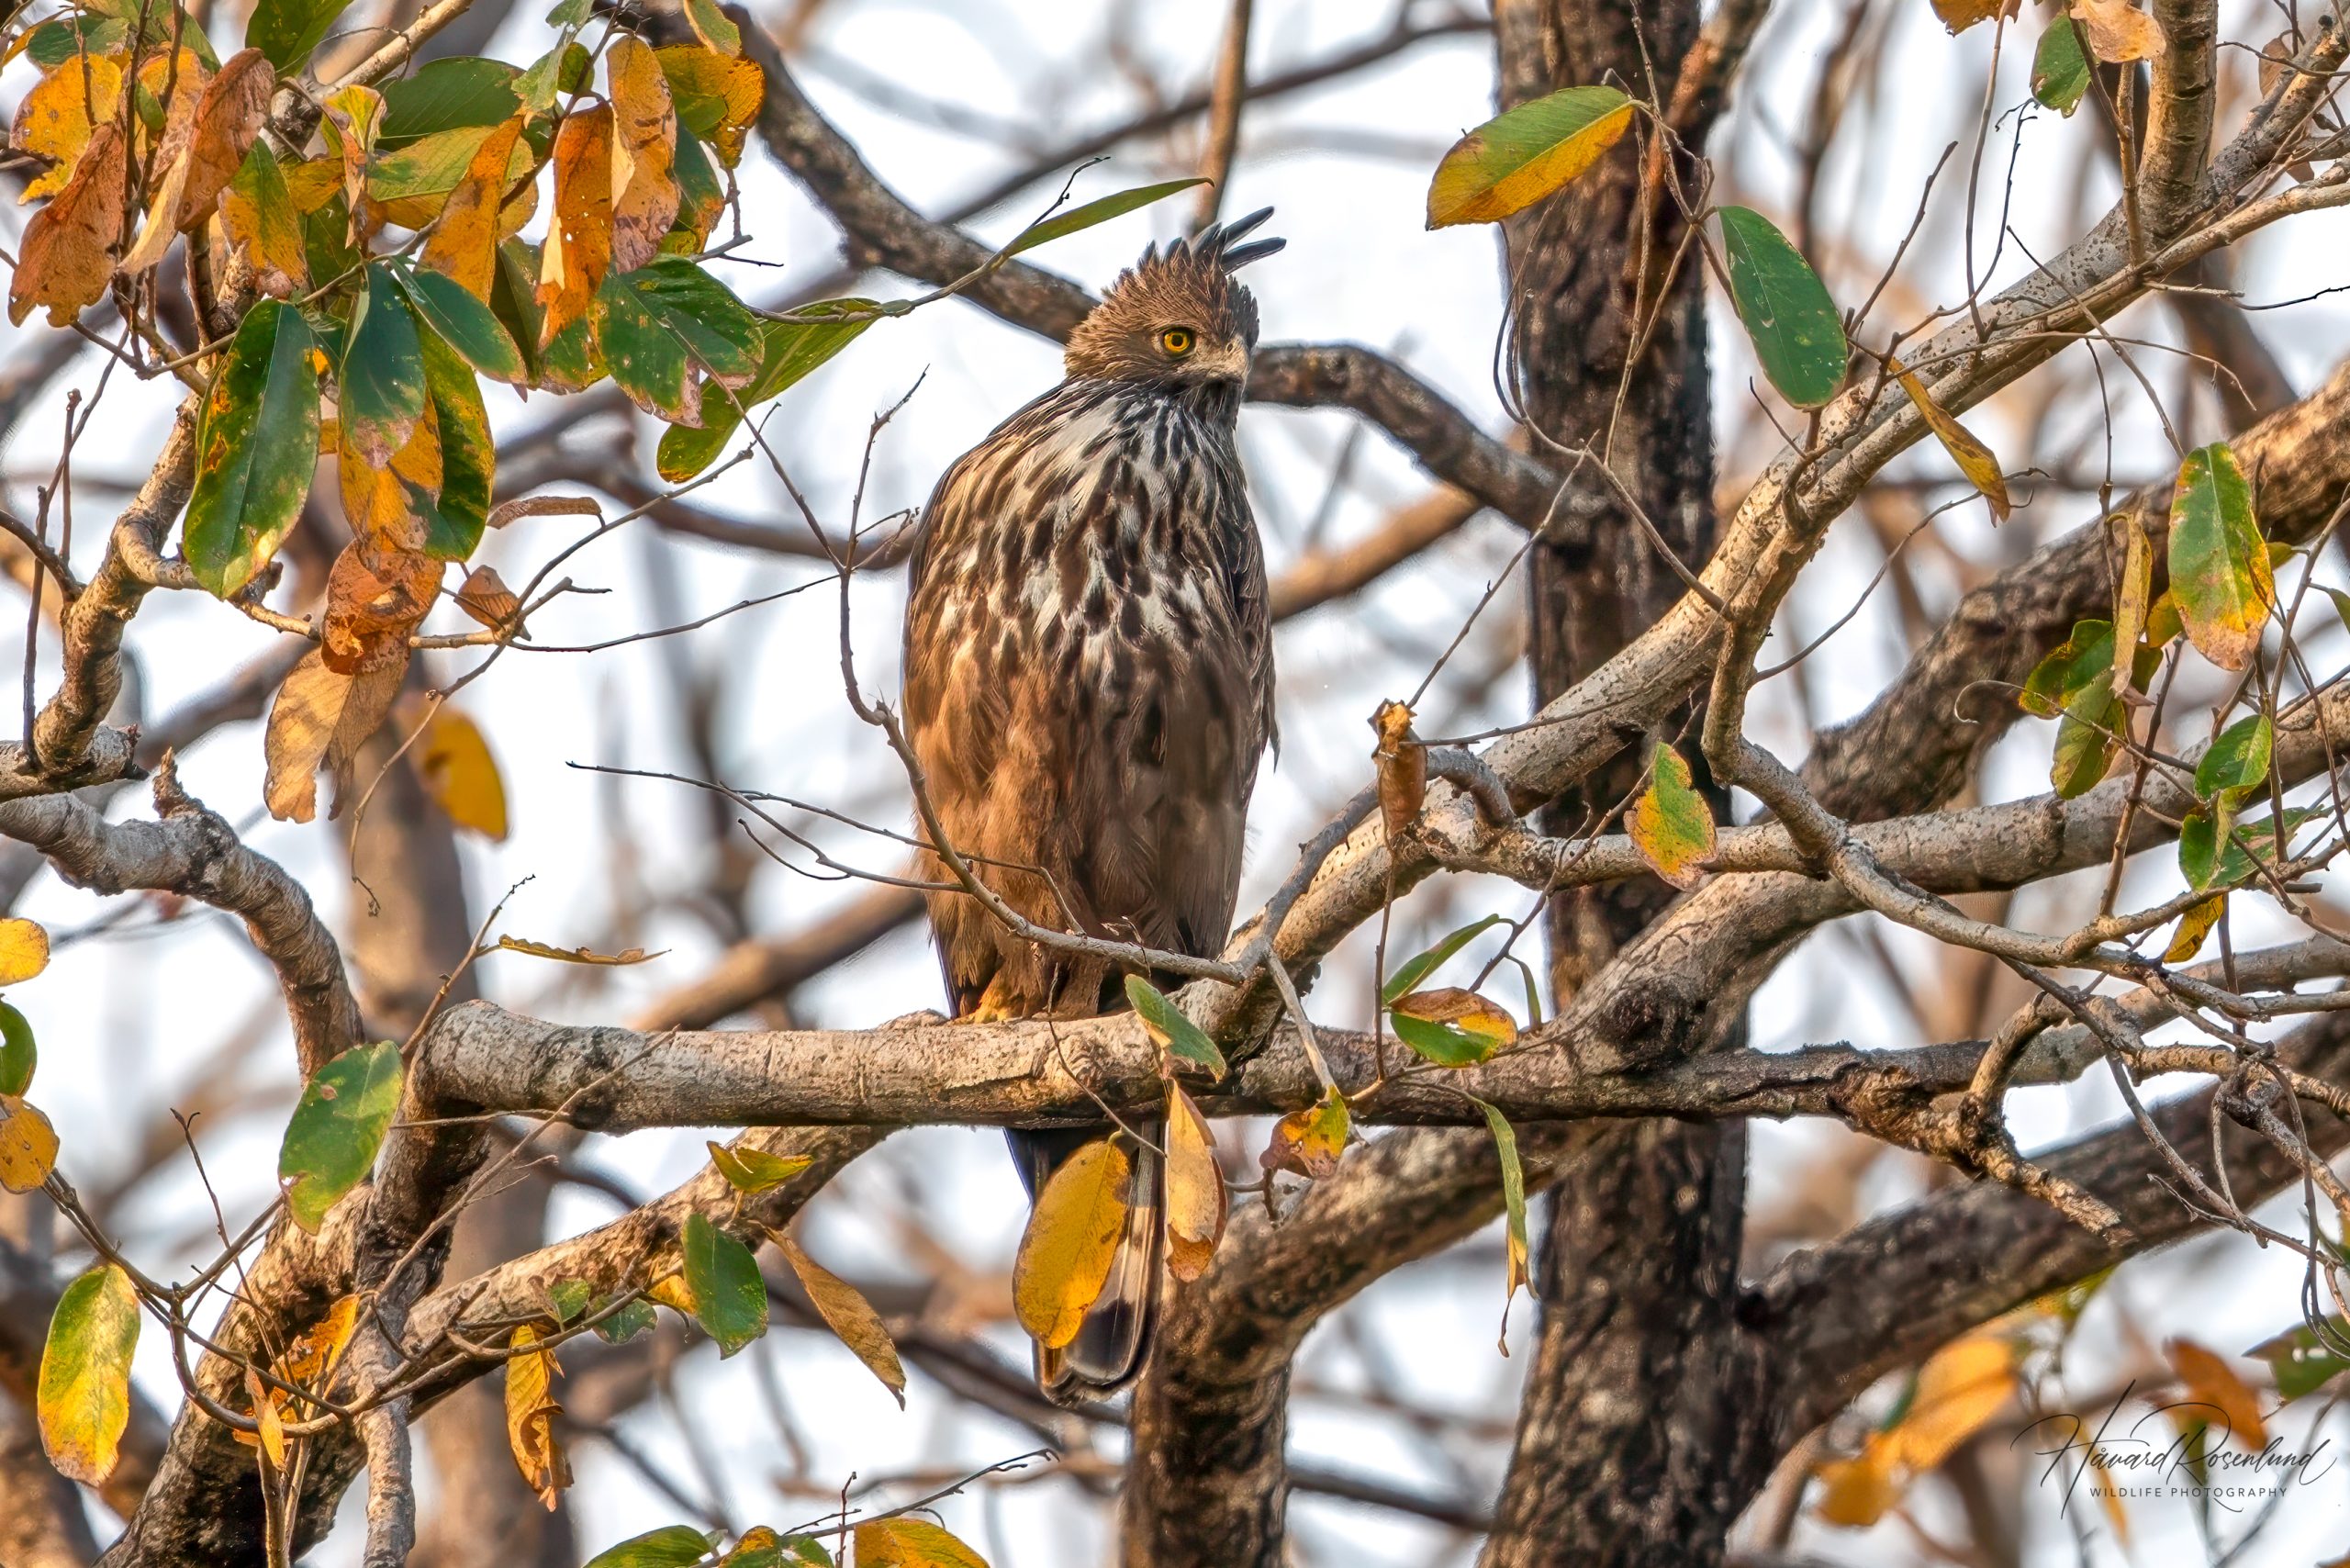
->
[[8, 120, 129, 327], [538, 105, 612, 346], [2167, 1337, 2270, 1450], [606, 38, 680, 274], [118, 51, 212, 275], [420, 116, 525, 302], [12, 53, 124, 204], [322, 540, 439, 675], [174, 49, 276, 231]]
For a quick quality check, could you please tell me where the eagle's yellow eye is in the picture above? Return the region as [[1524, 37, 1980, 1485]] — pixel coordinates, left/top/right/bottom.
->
[[1159, 328, 1195, 356]]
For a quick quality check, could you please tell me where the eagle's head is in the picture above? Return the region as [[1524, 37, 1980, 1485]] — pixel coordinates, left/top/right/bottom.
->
[[1063, 207, 1284, 395]]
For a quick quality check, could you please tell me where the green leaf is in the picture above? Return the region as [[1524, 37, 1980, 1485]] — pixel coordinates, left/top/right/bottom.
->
[[592, 260, 764, 425], [341, 265, 428, 466], [580, 1526, 719, 1568], [23, 16, 128, 67], [380, 57, 520, 148], [2210, 806, 2326, 890], [304, 195, 365, 290], [2179, 804, 2222, 890], [2250, 1316, 2350, 1401], [1389, 1007, 1504, 1068], [1124, 974, 1225, 1078], [1382, 913, 1503, 1005], [2031, 17, 2090, 115], [546, 1278, 591, 1322], [667, 123, 726, 252], [543, 0, 593, 28], [247, 0, 351, 72], [681, 0, 742, 54], [705, 1140, 816, 1194], [1425, 84, 1635, 228], [1718, 206, 1849, 409], [183, 300, 321, 599], [2050, 682, 2122, 799], [87, 0, 217, 64], [1005, 177, 1210, 256], [592, 1296, 657, 1344], [2322, 586, 2350, 635], [397, 265, 524, 384], [1629, 740, 1717, 888], [1469, 1097, 1528, 1349], [655, 300, 877, 481], [2196, 714, 2274, 804], [278, 1041, 404, 1233], [680, 1211, 766, 1358], [0, 1001, 34, 1097], [2020, 619, 2115, 718], [409, 324, 495, 560], [490, 239, 547, 386], [38, 1264, 140, 1485], [2168, 442, 2273, 671]]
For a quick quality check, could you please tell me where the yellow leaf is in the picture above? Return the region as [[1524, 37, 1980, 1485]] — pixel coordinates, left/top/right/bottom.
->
[[1628, 741, 1716, 890], [12, 54, 124, 204], [1887, 1331, 2017, 1472], [538, 106, 612, 347], [655, 45, 763, 168], [7, 119, 129, 327], [2164, 894, 2225, 963], [420, 116, 525, 302], [1426, 85, 1634, 228], [2071, 0, 2165, 63], [645, 1274, 694, 1315], [1891, 355, 2009, 522], [415, 704, 509, 840], [38, 1263, 139, 1486], [0, 1094, 60, 1192], [0, 917, 50, 983], [706, 1139, 814, 1193], [2167, 1337, 2269, 1450], [1932, 0, 2019, 32], [275, 1294, 361, 1402], [851, 1518, 990, 1568], [776, 1233, 906, 1407], [244, 1364, 286, 1467], [503, 1325, 570, 1509], [493, 935, 663, 966], [606, 37, 679, 274], [1261, 1084, 1351, 1181], [2111, 515, 2152, 683], [1813, 1433, 1899, 1527], [1164, 1087, 1226, 1282], [1012, 1138, 1132, 1350]]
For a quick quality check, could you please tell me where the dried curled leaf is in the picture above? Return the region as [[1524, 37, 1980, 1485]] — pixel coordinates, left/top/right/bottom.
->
[[1890, 354, 2009, 522], [776, 1232, 906, 1406], [263, 647, 406, 823], [1371, 698, 1426, 840], [175, 48, 275, 230], [454, 564, 523, 629], [1013, 1137, 1132, 1349], [1164, 1086, 1226, 1282], [504, 1325, 570, 1509], [2167, 1337, 2270, 1450], [8, 120, 129, 327], [493, 935, 663, 965]]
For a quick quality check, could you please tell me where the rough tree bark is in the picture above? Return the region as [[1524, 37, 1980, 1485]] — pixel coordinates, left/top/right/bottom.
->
[[1484, 5, 1751, 1563]]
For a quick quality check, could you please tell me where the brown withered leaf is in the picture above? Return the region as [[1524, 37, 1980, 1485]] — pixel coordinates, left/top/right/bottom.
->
[[12, 53, 123, 204], [538, 105, 612, 346], [322, 540, 439, 675], [118, 50, 210, 275], [503, 1325, 570, 1510], [1371, 699, 1426, 840], [454, 565, 522, 630], [1164, 1086, 1226, 1282], [606, 38, 679, 274], [420, 116, 524, 301], [263, 646, 407, 823], [173, 49, 274, 230], [2071, 0, 2165, 62], [493, 935, 663, 965], [1260, 1085, 1351, 1182], [241, 1366, 286, 1467], [775, 1232, 907, 1407], [8, 120, 128, 326], [2259, 32, 2293, 98]]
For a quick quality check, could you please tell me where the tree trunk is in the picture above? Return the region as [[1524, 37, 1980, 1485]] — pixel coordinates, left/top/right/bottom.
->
[[1483, 5, 1749, 1562]]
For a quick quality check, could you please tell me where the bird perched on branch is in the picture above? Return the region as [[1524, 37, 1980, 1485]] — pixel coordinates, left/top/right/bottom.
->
[[901, 208, 1283, 1403]]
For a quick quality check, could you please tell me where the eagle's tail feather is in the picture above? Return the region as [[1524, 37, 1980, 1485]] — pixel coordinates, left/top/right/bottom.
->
[[1010, 1126, 1162, 1405]]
